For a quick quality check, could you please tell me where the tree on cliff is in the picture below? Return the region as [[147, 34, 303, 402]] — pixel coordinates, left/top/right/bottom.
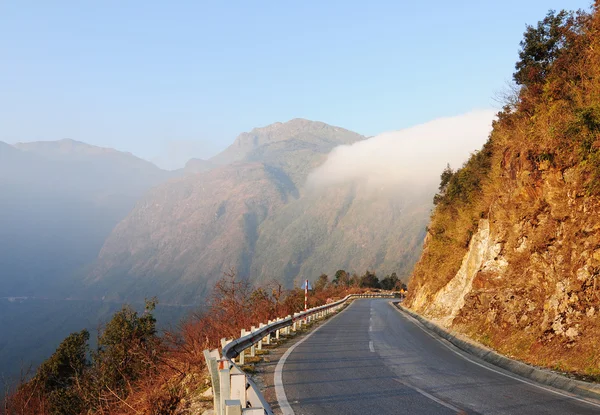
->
[[90, 298, 160, 401], [513, 10, 572, 88], [35, 330, 89, 415]]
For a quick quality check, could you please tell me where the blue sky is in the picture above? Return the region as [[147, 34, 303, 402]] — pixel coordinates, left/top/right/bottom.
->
[[0, 1, 592, 168]]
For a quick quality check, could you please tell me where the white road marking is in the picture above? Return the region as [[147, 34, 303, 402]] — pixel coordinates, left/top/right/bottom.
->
[[369, 341, 375, 352], [392, 303, 600, 410], [393, 378, 463, 412], [274, 303, 351, 415]]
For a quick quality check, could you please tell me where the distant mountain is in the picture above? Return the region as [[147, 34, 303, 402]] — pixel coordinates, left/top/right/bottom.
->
[[210, 118, 364, 166], [251, 183, 430, 288], [86, 162, 295, 303], [87, 119, 432, 304], [0, 139, 174, 297]]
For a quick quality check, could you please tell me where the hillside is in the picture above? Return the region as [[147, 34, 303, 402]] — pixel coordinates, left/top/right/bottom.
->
[[0, 139, 173, 297], [86, 162, 294, 303], [251, 183, 430, 288], [406, 6, 600, 378], [87, 119, 432, 303]]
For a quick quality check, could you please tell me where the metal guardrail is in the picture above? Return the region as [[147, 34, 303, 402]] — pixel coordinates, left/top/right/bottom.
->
[[203, 292, 397, 415]]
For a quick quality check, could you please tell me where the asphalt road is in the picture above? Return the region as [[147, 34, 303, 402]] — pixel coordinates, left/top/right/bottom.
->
[[275, 299, 600, 415]]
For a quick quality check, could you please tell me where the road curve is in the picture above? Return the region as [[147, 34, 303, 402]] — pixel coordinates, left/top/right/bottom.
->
[[274, 299, 600, 415]]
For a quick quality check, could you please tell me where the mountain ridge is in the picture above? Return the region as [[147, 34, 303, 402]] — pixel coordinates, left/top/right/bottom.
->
[[0, 139, 175, 297], [86, 118, 430, 303], [209, 118, 364, 165]]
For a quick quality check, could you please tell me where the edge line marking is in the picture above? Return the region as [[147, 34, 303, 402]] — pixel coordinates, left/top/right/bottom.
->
[[393, 378, 463, 412], [274, 301, 354, 415], [390, 302, 600, 410]]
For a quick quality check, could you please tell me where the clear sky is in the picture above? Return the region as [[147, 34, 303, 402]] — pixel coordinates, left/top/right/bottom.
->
[[0, 0, 592, 169]]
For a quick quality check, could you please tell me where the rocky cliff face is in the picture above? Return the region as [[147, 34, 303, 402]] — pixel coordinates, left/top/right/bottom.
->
[[410, 219, 507, 327], [408, 163, 600, 376], [407, 6, 600, 378]]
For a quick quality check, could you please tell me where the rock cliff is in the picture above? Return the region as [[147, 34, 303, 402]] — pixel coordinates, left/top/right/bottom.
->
[[407, 6, 600, 379]]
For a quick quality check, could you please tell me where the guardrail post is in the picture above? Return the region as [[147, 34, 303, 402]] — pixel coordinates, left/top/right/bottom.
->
[[219, 360, 231, 415], [230, 372, 246, 404], [265, 321, 272, 345], [257, 323, 264, 350], [239, 329, 246, 365], [250, 326, 256, 357], [203, 350, 221, 415]]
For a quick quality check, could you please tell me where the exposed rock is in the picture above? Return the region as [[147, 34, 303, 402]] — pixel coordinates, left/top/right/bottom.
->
[[201, 387, 213, 398], [413, 219, 508, 327]]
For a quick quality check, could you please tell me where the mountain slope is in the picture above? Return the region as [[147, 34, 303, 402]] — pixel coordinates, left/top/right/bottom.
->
[[0, 140, 173, 297], [251, 183, 430, 287], [406, 7, 600, 378], [88, 119, 433, 303], [86, 162, 295, 303]]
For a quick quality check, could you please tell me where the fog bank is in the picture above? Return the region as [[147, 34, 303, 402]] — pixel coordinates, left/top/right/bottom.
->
[[308, 110, 496, 190]]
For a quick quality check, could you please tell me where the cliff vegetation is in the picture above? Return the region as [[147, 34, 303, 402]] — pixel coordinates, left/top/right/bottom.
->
[[407, 2, 600, 380]]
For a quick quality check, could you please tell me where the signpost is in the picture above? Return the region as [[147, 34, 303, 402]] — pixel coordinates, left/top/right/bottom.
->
[[305, 279, 308, 311], [301, 280, 312, 315]]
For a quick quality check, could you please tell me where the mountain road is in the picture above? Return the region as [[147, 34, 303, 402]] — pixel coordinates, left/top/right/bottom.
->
[[273, 299, 600, 415]]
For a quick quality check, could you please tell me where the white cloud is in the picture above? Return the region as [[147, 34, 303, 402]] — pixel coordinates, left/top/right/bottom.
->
[[308, 109, 496, 190]]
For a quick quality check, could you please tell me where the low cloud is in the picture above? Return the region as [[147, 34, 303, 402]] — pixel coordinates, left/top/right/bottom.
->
[[308, 110, 496, 191]]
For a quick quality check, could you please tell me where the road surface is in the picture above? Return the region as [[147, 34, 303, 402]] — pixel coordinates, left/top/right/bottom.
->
[[274, 299, 600, 414]]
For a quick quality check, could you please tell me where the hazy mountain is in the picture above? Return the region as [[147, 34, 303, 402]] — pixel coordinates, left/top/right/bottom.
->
[[87, 119, 432, 303], [0, 139, 174, 297], [86, 162, 295, 303], [251, 183, 431, 288], [210, 118, 364, 166], [184, 158, 215, 174]]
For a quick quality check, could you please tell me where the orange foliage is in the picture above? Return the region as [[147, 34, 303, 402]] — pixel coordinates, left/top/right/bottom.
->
[[2, 271, 365, 415]]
